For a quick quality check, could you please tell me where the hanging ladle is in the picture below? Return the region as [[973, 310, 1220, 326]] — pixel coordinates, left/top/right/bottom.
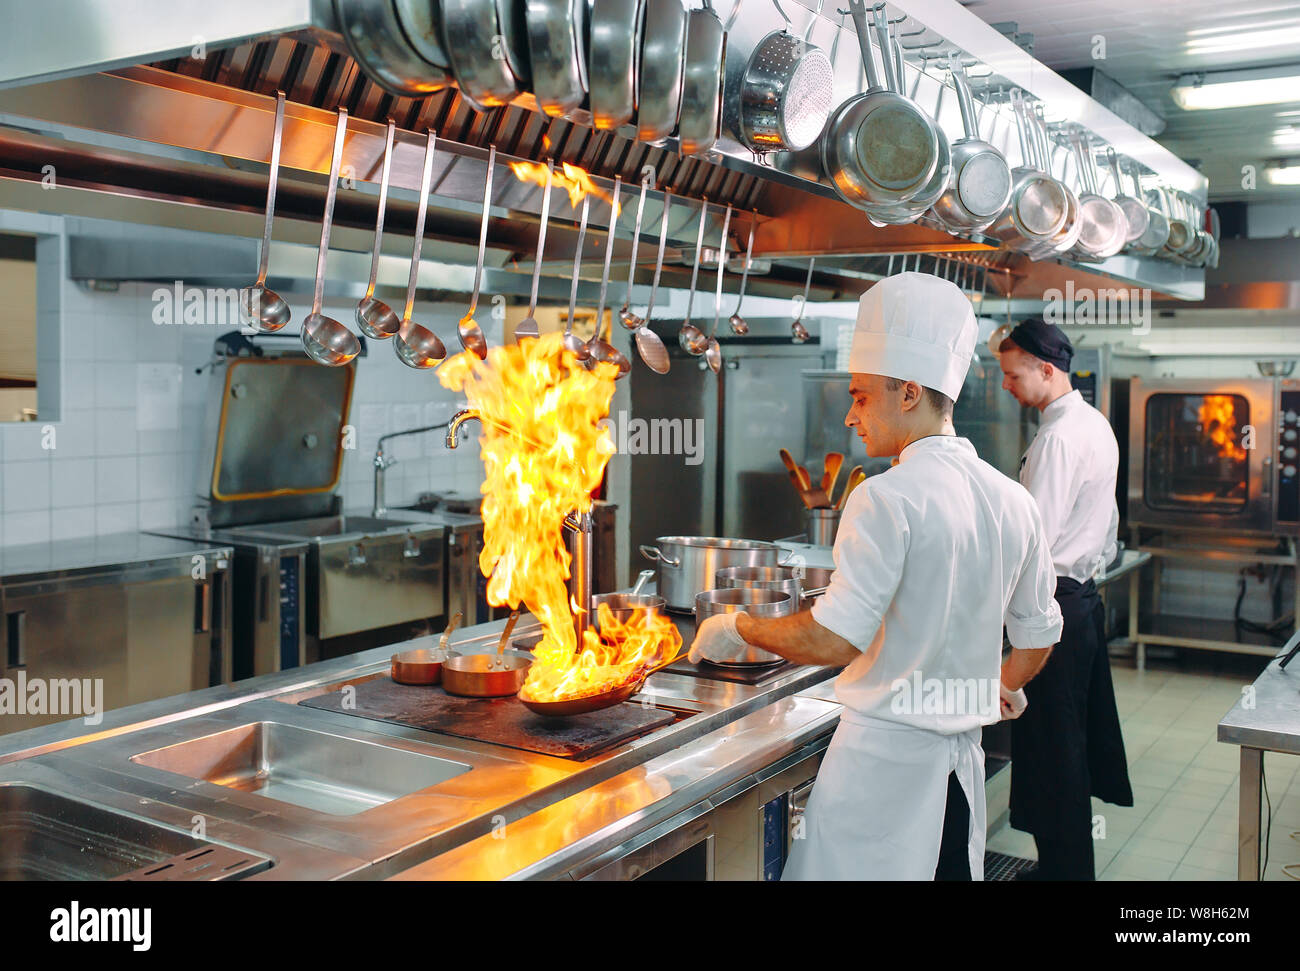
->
[[678, 199, 711, 356], [632, 189, 673, 375], [240, 90, 292, 333], [583, 177, 630, 374], [354, 119, 401, 341], [617, 177, 651, 331], [728, 210, 756, 336], [393, 130, 448, 369], [791, 258, 814, 344], [704, 203, 733, 373], [563, 193, 593, 362], [514, 159, 554, 343], [457, 144, 496, 360], [300, 109, 362, 367]]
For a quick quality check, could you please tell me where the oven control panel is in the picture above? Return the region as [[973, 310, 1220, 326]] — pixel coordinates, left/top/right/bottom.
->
[[1279, 387, 1300, 529], [279, 554, 301, 670]]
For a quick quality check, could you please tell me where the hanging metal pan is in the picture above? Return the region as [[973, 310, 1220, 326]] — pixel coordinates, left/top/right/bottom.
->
[[441, 0, 531, 110], [1125, 168, 1169, 256], [526, 0, 588, 117], [1105, 147, 1149, 246], [334, 0, 454, 96], [820, 0, 939, 211], [931, 56, 1011, 232], [985, 89, 1067, 252], [732, 0, 834, 154], [634, 0, 688, 143], [676, 0, 727, 155], [589, 0, 645, 129]]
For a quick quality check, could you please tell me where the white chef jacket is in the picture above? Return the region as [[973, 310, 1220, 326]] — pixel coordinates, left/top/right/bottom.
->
[[810, 435, 1063, 735], [1019, 389, 1120, 583]]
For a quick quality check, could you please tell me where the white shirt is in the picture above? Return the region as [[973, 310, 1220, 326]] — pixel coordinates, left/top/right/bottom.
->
[[811, 436, 1063, 735], [1019, 389, 1120, 583]]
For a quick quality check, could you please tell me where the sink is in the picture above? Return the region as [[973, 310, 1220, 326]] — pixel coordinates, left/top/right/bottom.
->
[[130, 722, 472, 816], [0, 784, 265, 881], [235, 515, 424, 539]]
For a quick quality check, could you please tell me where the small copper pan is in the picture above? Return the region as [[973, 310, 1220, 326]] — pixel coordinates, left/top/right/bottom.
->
[[390, 611, 463, 685], [443, 609, 531, 697]]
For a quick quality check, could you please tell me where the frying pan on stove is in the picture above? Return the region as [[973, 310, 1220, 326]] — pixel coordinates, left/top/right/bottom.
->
[[519, 647, 683, 717]]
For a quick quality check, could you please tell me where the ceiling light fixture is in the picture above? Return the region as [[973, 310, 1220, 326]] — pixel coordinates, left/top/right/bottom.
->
[[1265, 163, 1300, 185], [1171, 65, 1300, 110], [1184, 24, 1300, 53]]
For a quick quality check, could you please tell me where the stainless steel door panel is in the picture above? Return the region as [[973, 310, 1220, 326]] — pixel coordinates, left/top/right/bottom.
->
[[314, 533, 444, 639]]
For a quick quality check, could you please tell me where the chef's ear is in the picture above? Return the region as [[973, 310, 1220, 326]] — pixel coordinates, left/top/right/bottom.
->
[[899, 380, 925, 412]]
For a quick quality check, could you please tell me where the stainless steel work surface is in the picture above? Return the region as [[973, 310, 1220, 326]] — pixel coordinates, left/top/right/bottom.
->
[[0, 611, 839, 879], [0, 532, 231, 586], [1217, 638, 1300, 754]]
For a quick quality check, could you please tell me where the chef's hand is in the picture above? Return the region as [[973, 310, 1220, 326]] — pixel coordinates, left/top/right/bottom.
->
[[999, 681, 1028, 720], [689, 613, 752, 664]]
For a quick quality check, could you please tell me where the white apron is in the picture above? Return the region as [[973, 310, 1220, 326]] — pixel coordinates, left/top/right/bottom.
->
[[782, 711, 986, 880]]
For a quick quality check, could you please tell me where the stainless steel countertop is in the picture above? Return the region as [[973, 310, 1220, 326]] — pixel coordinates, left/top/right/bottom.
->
[[0, 531, 234, 584], [0, 609, 841, 880], [1217, 634, 1300, 754]]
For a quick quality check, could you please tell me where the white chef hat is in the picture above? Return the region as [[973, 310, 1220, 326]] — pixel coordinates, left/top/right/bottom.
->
[[848, 271, 977, 401]]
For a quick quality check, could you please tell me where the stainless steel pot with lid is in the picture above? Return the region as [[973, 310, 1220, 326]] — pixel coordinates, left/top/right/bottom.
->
[[640, 536, 787, 611]]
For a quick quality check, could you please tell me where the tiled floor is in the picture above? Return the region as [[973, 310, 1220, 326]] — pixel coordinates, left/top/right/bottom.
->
[[986, 654, 1300, 881]]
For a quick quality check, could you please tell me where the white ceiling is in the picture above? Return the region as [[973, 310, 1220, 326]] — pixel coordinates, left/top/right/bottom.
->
[[960, 0, 1300, 204]]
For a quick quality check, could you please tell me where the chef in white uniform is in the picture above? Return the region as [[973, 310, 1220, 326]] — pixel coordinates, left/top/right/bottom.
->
[[997, 318, 1133, 880], [690, 272, 1064, 880]]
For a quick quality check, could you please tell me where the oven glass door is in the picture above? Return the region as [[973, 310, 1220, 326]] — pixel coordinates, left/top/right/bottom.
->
[[1144, 393, 1250, 514]]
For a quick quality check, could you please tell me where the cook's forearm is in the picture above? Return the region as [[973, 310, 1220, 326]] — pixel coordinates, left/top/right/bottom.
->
[[735, 610, 859, 667], [1001, 645, 1053, 691]]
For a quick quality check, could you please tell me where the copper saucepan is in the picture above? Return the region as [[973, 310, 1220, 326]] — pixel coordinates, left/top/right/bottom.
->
[[390, 610, 463, 685], [442, 609, 531, 697]]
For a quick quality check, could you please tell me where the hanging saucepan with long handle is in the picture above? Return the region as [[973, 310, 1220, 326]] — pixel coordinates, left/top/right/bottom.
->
[[1125, 168, 1169, 256], [1105, 147, 1149, 248], [931, 56, 1012, 233], [525, 0, 588, 117], [676, 0, 727, 155], [731, 0, 834, 154], [1027, 101, 1082, 259], [1068, 128, 1127, 261], [820, 0, 939, 212], [634, 0, 689, 143], [985, 88, 1067, 252], [1157, 185, 1196, 261], [588, 0, 644, 129], [440, 0, 531, 110], [862, 21, 951, 226]]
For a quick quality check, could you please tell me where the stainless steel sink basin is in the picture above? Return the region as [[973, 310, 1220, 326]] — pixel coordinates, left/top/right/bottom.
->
[[0, 783, 264, 880], [130, 722, 472, 816]]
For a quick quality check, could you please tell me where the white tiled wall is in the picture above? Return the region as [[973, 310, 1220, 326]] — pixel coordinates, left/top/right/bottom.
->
[[0, 273, 493, 548]]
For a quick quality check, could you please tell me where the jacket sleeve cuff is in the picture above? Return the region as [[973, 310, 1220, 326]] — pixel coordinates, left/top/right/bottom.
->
[[1006, 599, 1064, 650], [810, 596, 880, 653]]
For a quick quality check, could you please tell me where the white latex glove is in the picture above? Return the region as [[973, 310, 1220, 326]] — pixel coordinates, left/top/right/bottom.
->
[[999, 681, 1028, 721], [689, 613, 752, 664]]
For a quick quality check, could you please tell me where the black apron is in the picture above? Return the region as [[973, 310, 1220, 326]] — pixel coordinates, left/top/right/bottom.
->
[[1009, 577, 1133, 838]]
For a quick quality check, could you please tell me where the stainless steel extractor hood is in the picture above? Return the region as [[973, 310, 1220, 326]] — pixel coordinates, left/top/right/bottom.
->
[[0, 0, 1209, 303]]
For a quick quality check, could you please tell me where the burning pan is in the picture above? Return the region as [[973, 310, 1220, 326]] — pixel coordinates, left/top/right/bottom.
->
[[518, 647, 683, 717]]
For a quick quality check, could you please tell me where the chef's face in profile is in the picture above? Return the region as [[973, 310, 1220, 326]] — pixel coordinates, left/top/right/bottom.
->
[[844, 373, 914, 458], [998, 344, 1053, 409]]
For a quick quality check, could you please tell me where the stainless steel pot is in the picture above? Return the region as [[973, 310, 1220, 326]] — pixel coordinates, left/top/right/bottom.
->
[[805, 507, 839, 546], [640, 536, 785, 611], [715, 565, 802, 606], [694, 586, 793, 665]]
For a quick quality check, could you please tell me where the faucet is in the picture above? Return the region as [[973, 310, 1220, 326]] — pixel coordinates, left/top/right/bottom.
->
[[372, 424, 452, 518], [445, 408, 481, 449]]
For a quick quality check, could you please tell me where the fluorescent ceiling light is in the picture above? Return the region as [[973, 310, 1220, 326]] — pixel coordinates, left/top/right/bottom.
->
[[1171, 65, 1300, 109], [1266, 165, 1300, 185], [1188, 17, 1300, 37], [1185, 25, 1300, 53], [1275, 127, 1300, 146]]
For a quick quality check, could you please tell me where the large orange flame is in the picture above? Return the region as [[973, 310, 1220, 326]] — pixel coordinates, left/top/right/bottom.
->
[[438, 333, 681, 704], [508, 160, 617, 212], [1198, 395, 1247, 462]]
